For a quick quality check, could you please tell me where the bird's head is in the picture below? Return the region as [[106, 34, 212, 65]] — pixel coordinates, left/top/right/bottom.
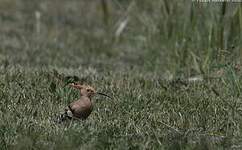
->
[[69, 83, 111, 99], [70, 83, 95, 97]]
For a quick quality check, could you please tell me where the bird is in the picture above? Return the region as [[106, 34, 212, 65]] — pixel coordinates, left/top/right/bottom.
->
[[56, 82, 111, 122]]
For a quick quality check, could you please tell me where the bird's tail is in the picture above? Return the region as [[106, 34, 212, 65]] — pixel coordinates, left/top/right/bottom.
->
[[53, 109, 73, 123]]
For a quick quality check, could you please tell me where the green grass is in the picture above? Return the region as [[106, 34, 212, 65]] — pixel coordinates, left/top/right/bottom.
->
[[1, 0, 242, 149], [1, 67, 242, 149]]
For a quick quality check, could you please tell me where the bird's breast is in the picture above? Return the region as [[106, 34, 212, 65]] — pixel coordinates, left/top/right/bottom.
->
[[70, 98, 93, 119]]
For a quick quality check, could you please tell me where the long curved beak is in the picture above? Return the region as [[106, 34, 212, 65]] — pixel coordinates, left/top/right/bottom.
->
[[97, 92, 112, 99]]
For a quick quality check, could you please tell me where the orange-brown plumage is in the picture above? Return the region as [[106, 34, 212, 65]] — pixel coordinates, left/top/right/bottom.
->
[[56, 83, 111, 122]]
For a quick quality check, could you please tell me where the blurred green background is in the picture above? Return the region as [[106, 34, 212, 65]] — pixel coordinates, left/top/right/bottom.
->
[[1, 0, 241, 74]]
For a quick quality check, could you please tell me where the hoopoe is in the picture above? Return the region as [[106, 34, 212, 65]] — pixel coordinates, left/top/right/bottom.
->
[[56, 83, 111, 122]]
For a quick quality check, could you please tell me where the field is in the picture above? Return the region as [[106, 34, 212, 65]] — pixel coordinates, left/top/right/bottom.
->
[[1, 0, 242, 149]]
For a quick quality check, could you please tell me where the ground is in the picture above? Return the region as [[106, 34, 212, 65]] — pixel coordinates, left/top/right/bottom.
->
[[1, 0, 242, 149]]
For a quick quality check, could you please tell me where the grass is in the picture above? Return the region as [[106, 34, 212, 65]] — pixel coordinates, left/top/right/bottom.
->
[[1, 0, 242, 149], [1, 66, 242, 149]]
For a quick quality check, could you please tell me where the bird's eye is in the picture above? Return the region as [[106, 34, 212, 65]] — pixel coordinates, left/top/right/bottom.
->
[[87, 89, 91, 92]]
